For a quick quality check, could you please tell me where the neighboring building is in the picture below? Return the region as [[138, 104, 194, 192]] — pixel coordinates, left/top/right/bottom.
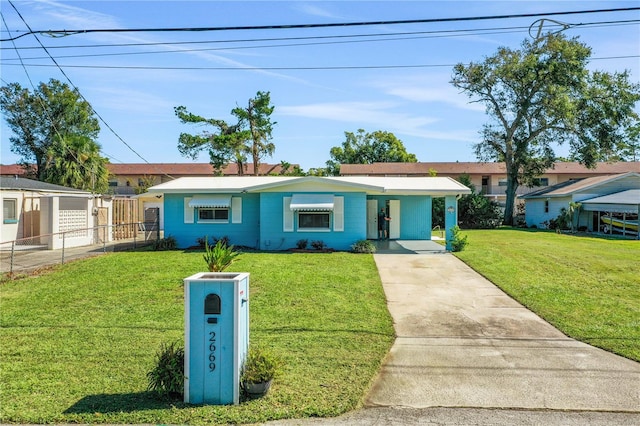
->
[[521, 172, 640, 238], [340, 162, 640, 205], [147, 176, 471, 251], [1, 163, 298, 196], [1, 176, 112, 249], [105, 163, 296, 196], [0, 164, 28, 177]]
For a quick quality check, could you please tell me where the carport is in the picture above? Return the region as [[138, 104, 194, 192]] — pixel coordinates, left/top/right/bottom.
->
[[581, 189, 639, 239]]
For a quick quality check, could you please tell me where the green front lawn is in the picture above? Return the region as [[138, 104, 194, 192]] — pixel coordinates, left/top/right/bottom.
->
[[0, 251, 394, 424], [454, 228, 640, 361], [2, 229, 638, 424]]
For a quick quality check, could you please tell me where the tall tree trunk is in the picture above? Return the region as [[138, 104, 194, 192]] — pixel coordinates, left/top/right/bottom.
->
[[36, 154, 47, 182], [503, 159, 519, 226], [503, 178, 518, 226]]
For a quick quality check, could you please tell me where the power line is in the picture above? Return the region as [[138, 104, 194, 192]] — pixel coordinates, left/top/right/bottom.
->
[[2, 6, 639, 42], [3, 18, 638, 53], [3, 0, 176, 182], [1, 25, 538, 56], [0, 23, 551, 51], [3, 54, 637, 72], [0, 12, 111, 191], [2, 19, 637, 62], [1, 27, 540, 61]]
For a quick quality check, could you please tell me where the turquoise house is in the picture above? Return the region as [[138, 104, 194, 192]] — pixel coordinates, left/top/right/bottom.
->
[[147, 176, 471, 251]]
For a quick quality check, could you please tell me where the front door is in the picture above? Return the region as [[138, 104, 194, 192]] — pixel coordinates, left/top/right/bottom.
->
[[366, 199, 378, 239], [388, 200, 400, 239]]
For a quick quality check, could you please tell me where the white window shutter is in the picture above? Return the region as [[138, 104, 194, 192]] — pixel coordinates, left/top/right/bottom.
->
[[231, 197, 242, 224], [184, 197, 194, 223], [333, 196, 344, 232], [283, 197, 293, 232]]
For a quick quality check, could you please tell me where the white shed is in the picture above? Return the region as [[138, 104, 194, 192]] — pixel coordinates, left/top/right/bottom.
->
[[1, 177, 112, 249]]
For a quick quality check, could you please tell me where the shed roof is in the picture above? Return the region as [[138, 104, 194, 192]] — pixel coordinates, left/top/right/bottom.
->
[[147, 176, 471, 196], [581, 189, 640, 206], [0, 176, 90, 194]]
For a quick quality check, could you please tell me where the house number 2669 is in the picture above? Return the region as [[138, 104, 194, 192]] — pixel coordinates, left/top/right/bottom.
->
[[209, 331, 217, 372]]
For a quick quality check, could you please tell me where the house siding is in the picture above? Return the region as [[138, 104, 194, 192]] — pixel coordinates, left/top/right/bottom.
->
[[164, 193, 260, 249], [259, 192, 366, 251], [399, 196, 432, 240], [525, 196, 571, 228]]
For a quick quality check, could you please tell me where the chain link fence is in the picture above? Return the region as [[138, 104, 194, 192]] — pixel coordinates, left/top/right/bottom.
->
[[1, 222, 160, 276]]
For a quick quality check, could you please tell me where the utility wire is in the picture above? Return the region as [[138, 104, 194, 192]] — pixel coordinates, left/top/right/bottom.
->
[[2, 18, 636, 65], [0, 24, 545, 50], [4, 1, 176, 181], [3, 17, 638, 52], [0, 11, 95, 187], [1, 73, 123, 163], [2, 6, 639, 42], [2, 19, 638, 62], [1, 27, 539, 61], [3, 54, 637, 71]]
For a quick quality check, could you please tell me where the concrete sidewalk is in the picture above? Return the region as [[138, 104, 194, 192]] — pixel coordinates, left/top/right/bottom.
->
[[269, 251, 640, 425], [366, 253, 640, 411]]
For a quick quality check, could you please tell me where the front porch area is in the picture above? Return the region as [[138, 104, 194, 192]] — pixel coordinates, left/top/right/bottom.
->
[[373, 239, 446, 254]]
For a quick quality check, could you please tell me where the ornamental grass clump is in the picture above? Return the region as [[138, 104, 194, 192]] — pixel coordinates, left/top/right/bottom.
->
[[203, 238, 241, 272], [147, 341, 184, 398], [351, 239, 376, 254]]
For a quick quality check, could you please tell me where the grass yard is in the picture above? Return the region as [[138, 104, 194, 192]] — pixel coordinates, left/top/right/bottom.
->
[[454, 228, 640, 361], [0, 251, 395, 424]]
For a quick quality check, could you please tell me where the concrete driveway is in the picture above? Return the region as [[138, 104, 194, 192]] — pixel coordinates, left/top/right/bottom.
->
[[366, 253, 640, 412]]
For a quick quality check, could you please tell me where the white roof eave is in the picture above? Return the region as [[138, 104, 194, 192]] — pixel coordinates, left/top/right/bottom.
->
[[147, 176, 472, 195]]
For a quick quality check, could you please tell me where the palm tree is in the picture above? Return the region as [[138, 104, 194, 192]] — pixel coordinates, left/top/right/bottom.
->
[[42, 135, 109, 193]]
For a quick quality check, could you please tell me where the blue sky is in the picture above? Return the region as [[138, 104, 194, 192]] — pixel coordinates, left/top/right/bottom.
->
[[1, 1, 639, 171]]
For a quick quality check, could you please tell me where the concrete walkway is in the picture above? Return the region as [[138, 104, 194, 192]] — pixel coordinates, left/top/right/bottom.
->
[[366, 253, 640, 411]]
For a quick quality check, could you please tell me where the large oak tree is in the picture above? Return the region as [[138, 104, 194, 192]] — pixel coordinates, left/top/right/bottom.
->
[[451, 33, 640, 225]]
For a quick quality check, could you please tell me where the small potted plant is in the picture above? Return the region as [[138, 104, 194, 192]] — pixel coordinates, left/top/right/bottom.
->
[[241, 347, 279, 399]]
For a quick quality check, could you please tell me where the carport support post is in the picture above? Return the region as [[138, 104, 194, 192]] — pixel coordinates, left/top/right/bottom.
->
[[444, 195, 458, 251]]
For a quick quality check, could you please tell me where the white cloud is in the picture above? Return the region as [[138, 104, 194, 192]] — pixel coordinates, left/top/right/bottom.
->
[[281, 101, 435, 126], [27, 0, 120, 28], [371, 74, 486, 112], [89, 87, 174, 116], [387, 85, 486, 112], [293, 3, 342, 19]]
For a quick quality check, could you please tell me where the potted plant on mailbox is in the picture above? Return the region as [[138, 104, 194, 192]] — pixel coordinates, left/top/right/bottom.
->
[[241, 347, 279, 399]]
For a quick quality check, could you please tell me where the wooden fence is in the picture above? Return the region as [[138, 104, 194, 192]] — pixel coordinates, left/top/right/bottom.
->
[[112, 198, 139, 240]]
